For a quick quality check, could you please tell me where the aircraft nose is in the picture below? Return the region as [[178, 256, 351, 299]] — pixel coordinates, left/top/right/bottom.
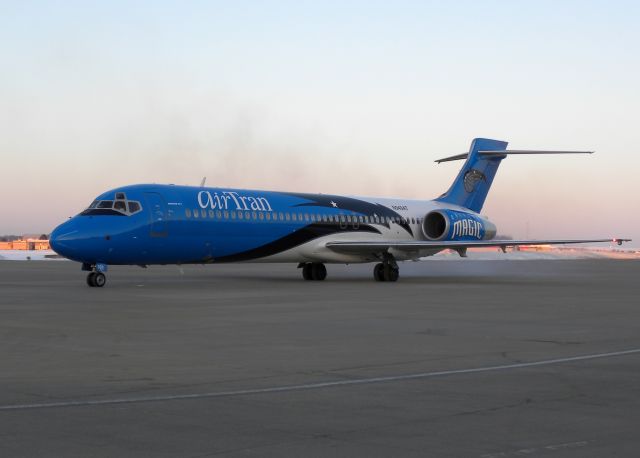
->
[[50, 220, 79, 258]]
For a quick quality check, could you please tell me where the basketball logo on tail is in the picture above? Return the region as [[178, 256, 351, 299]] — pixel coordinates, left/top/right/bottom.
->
[[463, 169, 486, 193]]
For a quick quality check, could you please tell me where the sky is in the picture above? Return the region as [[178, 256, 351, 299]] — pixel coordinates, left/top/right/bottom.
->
[[1, 1, 639, 245]]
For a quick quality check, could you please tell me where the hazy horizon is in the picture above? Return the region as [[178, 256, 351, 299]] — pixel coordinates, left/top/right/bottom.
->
[[1, 1, 638, 246]]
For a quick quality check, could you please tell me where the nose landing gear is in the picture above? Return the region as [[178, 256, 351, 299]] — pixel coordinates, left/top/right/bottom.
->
[[83, 263, 108, 287], [86, 272, 107, 287]]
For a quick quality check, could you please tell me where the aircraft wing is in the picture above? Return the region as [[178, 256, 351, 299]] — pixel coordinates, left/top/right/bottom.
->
[[326, 238, 630, 255]]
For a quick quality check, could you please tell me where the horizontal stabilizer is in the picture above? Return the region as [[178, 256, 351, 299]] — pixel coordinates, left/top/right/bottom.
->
[[435, 150, 594, 163], [326, 238, 630, 254]]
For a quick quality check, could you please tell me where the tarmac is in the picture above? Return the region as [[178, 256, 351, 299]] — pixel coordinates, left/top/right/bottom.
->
[[1, 259, 639, 457]]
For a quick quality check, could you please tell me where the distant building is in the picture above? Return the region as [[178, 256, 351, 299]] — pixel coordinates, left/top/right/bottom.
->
[[0, 238, 50, 250]]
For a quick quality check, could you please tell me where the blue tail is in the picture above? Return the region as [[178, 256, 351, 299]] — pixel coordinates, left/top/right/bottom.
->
[[436, 138, 508, 213]]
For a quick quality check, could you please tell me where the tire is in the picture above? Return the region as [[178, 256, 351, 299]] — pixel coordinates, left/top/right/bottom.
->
[[86, 272, 96, 287], [383, 265, 399, 282], [93, 272, 106, 287], [374, 263, 385, 282], [302, 264, 312, 280], [311, 263, 327, 281]]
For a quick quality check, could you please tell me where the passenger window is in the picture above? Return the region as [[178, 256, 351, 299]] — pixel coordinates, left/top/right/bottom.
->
[[266, 212, 271, 220], [209, 210, 214, 218], [279, 212, 284, 220], [259, 212, 264, 220], [238, 211, 244, 219], [252, 211, 257, 220], [285, 213, 290, 221], [231, 211, 236, 219], [193, 209, 199, 218], [201, 209, 207, 218], [185, 208, 192, 218], [291, 213, 297, 221], [223, 211, 229, 219], [129, 202, 140, 213], [216, 210, 222, 218]]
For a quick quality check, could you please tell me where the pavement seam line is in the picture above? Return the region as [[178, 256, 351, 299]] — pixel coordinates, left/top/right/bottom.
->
[[1, 348, 639, 412]]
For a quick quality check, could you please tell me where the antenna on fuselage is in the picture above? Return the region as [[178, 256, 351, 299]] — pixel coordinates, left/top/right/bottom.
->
[[200, 177, 207, 187]]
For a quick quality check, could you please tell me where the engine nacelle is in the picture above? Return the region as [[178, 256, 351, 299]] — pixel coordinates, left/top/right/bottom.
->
[[422, 209, 496, 241]]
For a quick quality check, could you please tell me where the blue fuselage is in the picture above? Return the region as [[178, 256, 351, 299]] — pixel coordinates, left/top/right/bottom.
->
[[50, 184, 492, 266]]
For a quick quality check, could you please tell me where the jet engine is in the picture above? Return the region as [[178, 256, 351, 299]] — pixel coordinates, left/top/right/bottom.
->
[[422, 209, 496, 241]]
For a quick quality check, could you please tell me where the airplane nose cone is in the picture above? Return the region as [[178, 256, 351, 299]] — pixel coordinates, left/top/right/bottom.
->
[[50, 220, 78, 258]]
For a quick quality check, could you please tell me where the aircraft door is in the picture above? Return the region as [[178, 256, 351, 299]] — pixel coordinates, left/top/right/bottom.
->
[[144, 192, 168, 237]]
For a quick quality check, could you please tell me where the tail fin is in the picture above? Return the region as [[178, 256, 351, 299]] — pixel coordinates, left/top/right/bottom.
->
[[436, 138, 508, 213]]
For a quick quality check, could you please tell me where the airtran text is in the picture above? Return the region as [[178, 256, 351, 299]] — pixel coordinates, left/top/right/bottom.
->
[[198, 191, 273, 212]]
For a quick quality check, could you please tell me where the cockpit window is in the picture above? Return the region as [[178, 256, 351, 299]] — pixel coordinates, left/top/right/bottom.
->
[[80, 194, 143, 216]]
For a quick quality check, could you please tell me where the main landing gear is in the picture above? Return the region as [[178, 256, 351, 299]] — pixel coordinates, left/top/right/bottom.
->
[[300, 262, 327, 281], [84, 263, 107, 287], [373, 254, 399, 282]]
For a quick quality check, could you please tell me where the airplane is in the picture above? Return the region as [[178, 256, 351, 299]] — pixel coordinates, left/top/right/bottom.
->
[[49, 138, 630, 287]]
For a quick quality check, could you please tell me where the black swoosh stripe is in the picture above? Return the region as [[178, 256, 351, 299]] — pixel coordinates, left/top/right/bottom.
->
[[285, 192, 413, 237], [208, 223, 381, 263]]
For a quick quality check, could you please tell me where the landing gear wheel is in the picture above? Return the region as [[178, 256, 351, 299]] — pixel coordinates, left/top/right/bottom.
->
[[311, 263, 327, 281], [93, 272, 106, 287], [374, 263, 385, 282], [302, 264, 312, 280], [86, 272, 96, 287], [373, 255, 400, 282], [383, 265, 399, 282]]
